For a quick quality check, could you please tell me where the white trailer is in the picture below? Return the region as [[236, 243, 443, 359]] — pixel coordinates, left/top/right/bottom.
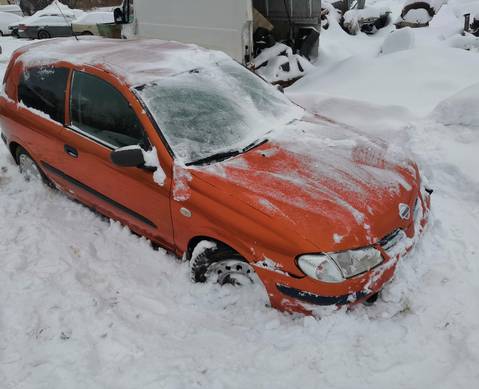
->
[[123, 0, 253, 64], [114, 0, 321, 82]]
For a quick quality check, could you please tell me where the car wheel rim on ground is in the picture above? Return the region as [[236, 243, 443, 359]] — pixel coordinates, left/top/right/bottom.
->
[[18, 153, 41, 182], [206, 259, 256, 286]]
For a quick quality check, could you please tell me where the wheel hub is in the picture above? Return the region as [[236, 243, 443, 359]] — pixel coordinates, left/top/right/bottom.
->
[[19, 154, 41, 182], [206, 259, 256, 286]]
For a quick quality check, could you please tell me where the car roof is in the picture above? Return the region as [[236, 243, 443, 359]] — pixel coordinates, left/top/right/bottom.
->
[[15, 37, 230, 87]]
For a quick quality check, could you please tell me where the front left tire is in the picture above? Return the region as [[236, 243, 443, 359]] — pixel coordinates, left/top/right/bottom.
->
[[190, 241, 256, 286]]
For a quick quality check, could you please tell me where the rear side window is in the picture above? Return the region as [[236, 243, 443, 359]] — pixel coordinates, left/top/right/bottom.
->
[[18, 66, 69, 124], [70, 71, 145, 148]]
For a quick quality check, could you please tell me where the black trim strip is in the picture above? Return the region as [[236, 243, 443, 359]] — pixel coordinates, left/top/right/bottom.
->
[[1, 132, 7, 145], [276, 284, 369, 306], [42, 162, 157, 228]]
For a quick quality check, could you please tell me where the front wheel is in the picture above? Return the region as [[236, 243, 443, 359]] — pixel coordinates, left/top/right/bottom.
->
[[190, 241, 256, 286], [37, 30, 51, 39]]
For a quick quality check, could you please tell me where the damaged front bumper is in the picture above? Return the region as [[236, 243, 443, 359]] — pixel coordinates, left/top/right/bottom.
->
[[253, 189, 432, 314]]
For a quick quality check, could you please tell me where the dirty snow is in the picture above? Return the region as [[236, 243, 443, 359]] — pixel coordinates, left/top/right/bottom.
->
[[1, 0, 479, 387]]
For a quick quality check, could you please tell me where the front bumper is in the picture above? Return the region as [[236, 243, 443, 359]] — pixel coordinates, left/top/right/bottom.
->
[[276, 284, 371, 306], [253, 190, 431, 314]]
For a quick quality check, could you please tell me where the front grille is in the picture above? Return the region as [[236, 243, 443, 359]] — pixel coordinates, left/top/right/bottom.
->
[[379, 229, 403, 252]]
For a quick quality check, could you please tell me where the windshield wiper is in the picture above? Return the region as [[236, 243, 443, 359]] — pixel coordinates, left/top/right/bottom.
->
[[242, 138, 268, 153], [186, 149, 241, 166], [187, 138, 269, 167]]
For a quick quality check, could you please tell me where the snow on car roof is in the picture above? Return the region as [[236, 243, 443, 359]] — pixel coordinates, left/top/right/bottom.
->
[[15, 37, 231, 86], [73, 11, 114, 24]]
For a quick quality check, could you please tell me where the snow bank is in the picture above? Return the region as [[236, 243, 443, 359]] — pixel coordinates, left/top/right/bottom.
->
[[433, 82, 479, 127], [288, 47, 479, 116]]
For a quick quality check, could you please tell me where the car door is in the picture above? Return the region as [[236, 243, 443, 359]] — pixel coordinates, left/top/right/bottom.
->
[[11, 65, 71, 173], [50, 69, 174, 249], [46, 16, 72, 37]]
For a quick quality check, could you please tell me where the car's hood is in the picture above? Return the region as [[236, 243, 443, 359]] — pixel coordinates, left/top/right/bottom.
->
[[192, 115, 419, 252]]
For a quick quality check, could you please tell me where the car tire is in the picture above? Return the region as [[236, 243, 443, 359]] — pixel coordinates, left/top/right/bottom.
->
[[15, 146, 50, 185], [37, 30, 51, 39], [81, 31, 94, 36], [190, 241, 256, 286]]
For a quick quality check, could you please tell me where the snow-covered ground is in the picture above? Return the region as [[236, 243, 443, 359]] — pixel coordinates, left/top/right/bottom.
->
[[1, 0, 479, 386]]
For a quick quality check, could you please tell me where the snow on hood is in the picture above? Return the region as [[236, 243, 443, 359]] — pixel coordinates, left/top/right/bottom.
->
[[193, 114, 419, 251]]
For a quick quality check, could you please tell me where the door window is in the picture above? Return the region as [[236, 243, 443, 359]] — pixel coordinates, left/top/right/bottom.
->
[[18, 66, 69, 124], [70, 71, 145, 148]]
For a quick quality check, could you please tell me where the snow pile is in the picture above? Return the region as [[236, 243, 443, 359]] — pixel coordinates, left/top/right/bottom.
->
[[432, 82, 479, 127], [254, 43, 314, 83], [379, 27, 416, 55], [343, 6, 390, 34], [402, 7, 431, 24], [288, 47, 479, 116], [36, 0, 82, 18]]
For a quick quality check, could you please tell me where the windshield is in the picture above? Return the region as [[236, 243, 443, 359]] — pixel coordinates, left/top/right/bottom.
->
[[135, 60, 303, 163]]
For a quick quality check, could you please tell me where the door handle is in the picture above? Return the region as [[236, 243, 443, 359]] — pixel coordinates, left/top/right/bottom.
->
[[64, 145, 78, 158]]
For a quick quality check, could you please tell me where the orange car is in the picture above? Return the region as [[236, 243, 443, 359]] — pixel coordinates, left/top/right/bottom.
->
[[0, 38, 431, 314]]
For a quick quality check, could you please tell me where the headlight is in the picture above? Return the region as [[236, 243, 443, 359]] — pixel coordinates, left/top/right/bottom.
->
[[329, 247, 383, 278], [413, 197, 421, 221], [298, 247, 383, 282], [297, 255, 344, 283]]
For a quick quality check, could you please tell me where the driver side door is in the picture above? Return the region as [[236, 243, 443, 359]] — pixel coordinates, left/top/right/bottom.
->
[[50, 69, 174, 249]]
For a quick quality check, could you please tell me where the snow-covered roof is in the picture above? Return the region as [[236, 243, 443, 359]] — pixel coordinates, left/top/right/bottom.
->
[[15, 37, 230, 86], [73, 11, 114, 25], [36, 0, 81, 17]]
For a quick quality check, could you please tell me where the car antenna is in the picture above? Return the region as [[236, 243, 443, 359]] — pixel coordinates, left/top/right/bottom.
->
[[54, 1, 79, 41]]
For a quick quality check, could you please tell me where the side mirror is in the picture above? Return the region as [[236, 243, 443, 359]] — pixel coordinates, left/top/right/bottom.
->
[[111, 145, 145, 167], [114, 8, 125, 24]]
